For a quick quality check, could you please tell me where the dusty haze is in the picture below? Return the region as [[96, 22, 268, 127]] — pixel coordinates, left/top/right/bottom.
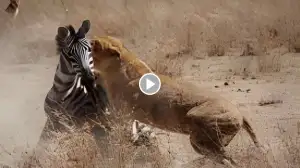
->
[[0, 0, 300, 167]]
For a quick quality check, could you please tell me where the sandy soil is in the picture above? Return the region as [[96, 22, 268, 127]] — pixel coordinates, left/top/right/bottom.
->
[[0, 0, 300, 167]]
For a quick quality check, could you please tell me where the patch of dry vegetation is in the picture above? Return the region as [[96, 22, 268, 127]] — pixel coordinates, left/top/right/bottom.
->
[[258, 98, 283, 106], [18, 103, 170, 168], [265, 124, 300, 168], [3, 0, 300, 73], [258, 94, 283, 106], [279, 136, 300, 168], [147, 52, 184, 78]]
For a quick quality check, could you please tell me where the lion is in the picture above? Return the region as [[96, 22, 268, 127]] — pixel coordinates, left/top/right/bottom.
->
[[90, 36, 262, 167]]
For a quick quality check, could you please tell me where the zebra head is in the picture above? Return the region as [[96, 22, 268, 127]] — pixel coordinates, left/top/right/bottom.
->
[[55, 20, 95, 82]]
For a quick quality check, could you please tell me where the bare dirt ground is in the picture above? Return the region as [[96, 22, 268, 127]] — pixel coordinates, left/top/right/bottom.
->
[[0, 0, 300, 167]]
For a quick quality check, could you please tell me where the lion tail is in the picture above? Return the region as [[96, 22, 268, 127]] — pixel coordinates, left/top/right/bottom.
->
[[242, 117, 260, 147]]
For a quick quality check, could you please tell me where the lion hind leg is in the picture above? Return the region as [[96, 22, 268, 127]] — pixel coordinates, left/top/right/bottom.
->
[[187, 105, 240, 167], [190, 132, 237, 168], [242, 117, 269, 156], [187, 105, 240, 148], [242, 117, 260, 147]]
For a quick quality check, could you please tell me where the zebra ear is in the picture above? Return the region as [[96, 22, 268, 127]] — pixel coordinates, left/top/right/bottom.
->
[[66, 25, 76, 35], [57, 27, 69, 39], [77, 20, 91, 38], [81, 20, 91, 34]]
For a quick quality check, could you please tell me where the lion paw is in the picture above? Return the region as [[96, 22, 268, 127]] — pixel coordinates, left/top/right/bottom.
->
[[131, 120, 156, 146], [127, 79, 139, 87]]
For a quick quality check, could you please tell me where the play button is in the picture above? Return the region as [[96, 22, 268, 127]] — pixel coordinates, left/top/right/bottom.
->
[[139, 73, 161, 95], [146, 78, 155, 90]]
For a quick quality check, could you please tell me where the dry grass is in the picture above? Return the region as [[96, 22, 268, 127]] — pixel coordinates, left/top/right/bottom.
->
[[264, 123, 300, 168], [147, 54, 184, 78], [258, 95, 283, 106], [18, 103, 170, 168], [206, 43, 225, 57], [2, 0, 300, 71], [279, 136, 300, 167], [258, 98, 283, 106]]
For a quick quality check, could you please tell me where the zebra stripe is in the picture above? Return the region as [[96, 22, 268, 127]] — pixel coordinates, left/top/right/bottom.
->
[[44, 25, 108, 127]]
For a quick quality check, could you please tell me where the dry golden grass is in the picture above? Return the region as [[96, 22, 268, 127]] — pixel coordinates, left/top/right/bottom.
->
[[2, 0, 300, 73], [17, 103, 170, 168], [258, 97, 283, 106]]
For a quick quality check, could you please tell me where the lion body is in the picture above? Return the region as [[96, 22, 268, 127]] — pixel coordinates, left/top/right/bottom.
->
[[110, 75, 244, 147], [91, 36, 260, 165]]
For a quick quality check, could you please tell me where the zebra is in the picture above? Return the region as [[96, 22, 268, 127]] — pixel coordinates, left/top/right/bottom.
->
[[40, 20, 109, 141]]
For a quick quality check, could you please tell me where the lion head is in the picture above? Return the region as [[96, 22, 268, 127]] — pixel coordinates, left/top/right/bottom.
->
[[90, 36, 123, 75], [90, 36, 153, 80]]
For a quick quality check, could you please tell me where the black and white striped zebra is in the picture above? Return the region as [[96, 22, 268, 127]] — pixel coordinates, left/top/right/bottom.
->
[[42, 20, 109, 137]]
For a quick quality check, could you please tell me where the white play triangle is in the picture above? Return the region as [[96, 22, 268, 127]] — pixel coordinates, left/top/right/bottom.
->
[[146, 78, 155, 90]]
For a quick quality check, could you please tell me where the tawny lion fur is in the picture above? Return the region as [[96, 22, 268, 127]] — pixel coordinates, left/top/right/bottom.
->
[[91, 36, 261, 165]]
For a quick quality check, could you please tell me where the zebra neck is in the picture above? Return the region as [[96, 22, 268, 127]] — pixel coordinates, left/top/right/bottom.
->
[[51, 55, 80, 99]]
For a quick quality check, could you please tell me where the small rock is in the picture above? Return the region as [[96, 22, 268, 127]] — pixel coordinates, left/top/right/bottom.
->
[[215, 85, 219, 88], [237, 89, 243, 92], [251, 76, 256, 79], [224, 82, 229, 86], [246, 89, 251, 93]]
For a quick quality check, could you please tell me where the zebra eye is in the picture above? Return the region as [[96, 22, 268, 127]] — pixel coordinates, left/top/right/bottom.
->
[[88, 47, 92, 52]]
